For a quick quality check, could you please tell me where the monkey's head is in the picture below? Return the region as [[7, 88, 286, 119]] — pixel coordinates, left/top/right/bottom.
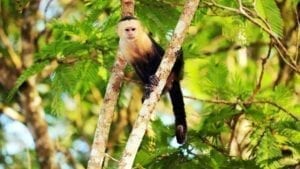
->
[[117, 16, 143, 41]]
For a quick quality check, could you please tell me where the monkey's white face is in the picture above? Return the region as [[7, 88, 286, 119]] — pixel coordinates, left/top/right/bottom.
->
[[118, 20, 141, 41]]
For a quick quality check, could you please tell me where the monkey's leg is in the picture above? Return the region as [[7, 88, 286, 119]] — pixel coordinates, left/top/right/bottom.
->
[[169, 81, 187, 144]]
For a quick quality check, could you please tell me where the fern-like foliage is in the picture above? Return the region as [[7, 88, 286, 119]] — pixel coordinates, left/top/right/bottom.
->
[[255, 130, 283, 169], [7, 60, 49, 100], [50, 60, 101, 113], [9, 0, 119, 113], [255, 0, 283, 37], [184, 54, 299, 169], [36, 0, 119, 63], [136, 119, 260, 169], [136, 0, 180, 45], [203, 59, 230, 99]]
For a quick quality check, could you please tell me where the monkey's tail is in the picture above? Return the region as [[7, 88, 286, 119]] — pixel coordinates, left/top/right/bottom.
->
[[169, 81, 187, 144]]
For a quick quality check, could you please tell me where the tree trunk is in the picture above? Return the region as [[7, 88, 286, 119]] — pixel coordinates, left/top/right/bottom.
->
[[19, 0, 57, 168]]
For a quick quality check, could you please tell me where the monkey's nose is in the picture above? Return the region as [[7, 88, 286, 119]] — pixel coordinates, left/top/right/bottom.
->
[[128, 33, 134, 39]]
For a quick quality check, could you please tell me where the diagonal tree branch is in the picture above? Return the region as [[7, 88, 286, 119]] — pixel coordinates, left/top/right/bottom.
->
[[87, 52, 127, 169], [118, 0, 200, 168], [87, 0, 133, 168]]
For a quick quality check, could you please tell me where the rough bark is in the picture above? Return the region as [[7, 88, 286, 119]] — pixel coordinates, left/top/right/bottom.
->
[[87, 53, 127, 169], [118, 0, 200, 168]]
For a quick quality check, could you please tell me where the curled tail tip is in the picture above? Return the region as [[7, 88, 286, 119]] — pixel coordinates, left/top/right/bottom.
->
[[175, 124, 187, 144]]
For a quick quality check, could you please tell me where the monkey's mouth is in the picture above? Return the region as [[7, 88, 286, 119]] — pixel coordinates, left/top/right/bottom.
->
[[127, 36, 135, 40]]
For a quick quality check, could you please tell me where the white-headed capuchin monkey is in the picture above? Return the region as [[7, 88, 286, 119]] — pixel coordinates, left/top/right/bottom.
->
[[117, 16, 187, 144]]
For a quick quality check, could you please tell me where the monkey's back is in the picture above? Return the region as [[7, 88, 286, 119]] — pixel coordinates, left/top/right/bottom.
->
[[131, 37, 183, 86]]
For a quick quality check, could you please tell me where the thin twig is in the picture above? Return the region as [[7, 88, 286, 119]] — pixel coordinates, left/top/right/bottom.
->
[[274, 44, 299, 73], [184, 95, 237, 105], [0, 105, 25, 122], [184, 96, 299, 121], [247, 42, 272, 101], [237, 0, 243, 10], [243, 6, 272, 31], [44, 0, 54, 20], [0, 27, 22, 69], [203, 0, 240, 13], [249, 128, 267, 158], [105, 153, 119, 162], [248, 100, 299, 121]]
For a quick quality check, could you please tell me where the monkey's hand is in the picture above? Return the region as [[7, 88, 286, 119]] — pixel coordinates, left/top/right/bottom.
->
[[142, 75, 159, 102]]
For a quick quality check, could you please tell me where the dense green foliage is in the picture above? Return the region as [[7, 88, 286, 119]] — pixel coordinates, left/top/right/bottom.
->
[[0, 0, 299, 168]]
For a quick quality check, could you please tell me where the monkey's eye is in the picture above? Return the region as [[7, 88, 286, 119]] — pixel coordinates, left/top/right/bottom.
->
[[125, 28, 130, 32], [131, 28, 136, 31]]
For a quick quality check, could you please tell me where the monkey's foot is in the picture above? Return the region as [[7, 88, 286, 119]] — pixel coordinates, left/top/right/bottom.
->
[[142, 75, 159, 102], [149, 75, 159, 86], [175, 124, 187, 144]]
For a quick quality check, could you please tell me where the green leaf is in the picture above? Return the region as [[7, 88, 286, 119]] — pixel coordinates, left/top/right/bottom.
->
[[256, 130, 283, 169], [73, 60, 100, 95], [36, 40, 90, 61], [255, 0, 283, 37], [7, 61, 49, 100], [136, 0, 180, 44], [192, 8, 208, 24], [203, 59, 229, 98], [228, 75, 252, 99], [50, 64, 77, 113], [280, 128, 300, 144], [49, 60, 100, 113], [200, 106, 235, 136]]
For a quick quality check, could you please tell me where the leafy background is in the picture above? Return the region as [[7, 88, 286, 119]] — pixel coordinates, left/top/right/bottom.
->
[[0, 0, 299, 168]]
